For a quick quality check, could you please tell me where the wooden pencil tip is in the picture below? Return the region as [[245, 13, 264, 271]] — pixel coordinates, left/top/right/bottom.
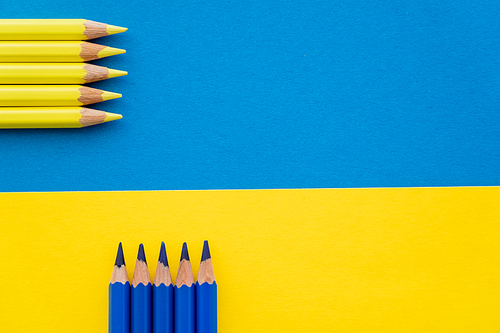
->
[[158, 242, 169, 267], [103, 112, 123, 123], [115, 242, 126, 267], [101, 91, 122, 101], [137, 243, 147, 264], [107, 68, 128, 79], [180, 242, 190, 261], [97, 46, 126, 59], [106, 24, 128, 35], [201, 240, 211, 262]]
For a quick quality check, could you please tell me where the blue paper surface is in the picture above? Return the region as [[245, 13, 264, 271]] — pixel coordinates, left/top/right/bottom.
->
[[0, 0, 499, 191]]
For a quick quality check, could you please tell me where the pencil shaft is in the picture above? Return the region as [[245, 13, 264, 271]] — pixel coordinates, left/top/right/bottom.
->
[[110, 244, 130, 333], [0, 41, 125, 62], [0, 85, 120, 106], [196, 241, 217, 333], [153, 284, 173, 333], [0, 19, 126, 40], [0, 107, 122, 128], [132, 283, 152, 333], [109, 282, 131, 333], [174, 285, 195, 333], [153, 244, 173, 333], [196, 282, 218, 333], [0, 63, 126, 84], [132, 247, 152, 333]]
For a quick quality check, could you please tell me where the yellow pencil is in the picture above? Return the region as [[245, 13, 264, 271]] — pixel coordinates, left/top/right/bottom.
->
[[0, 63, 127, 84], [0, 85, 121, 106], [0, 19, 127, 40], [0, 107, 122, 128], [0, 41, 125, 62]]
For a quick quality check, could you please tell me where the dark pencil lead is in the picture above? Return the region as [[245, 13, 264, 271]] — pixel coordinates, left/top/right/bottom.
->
[[137, 243, 147, 264], [180, 242, 190, 261], [201, 240, 211, 262], [115, 242, 125, 267], [158, 242, 168, 267]]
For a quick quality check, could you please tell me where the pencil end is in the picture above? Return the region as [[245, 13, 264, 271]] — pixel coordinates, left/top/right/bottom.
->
[[79, 108, 113, 127], [158, 242, 169, 267], [101, 91, 122, 101], [137, 243, 147, 264], [107, 68, 128, 79], [114, 242, 125, 267], [106, 24, 128, 35], [103, 112, 123, 123], [97, 46, 126, 59], [180, 242, 190, 261], [201, 240, 211, 262]]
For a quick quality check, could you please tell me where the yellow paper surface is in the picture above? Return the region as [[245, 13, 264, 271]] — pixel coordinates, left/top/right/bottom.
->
[[0, 187, 499, 332]]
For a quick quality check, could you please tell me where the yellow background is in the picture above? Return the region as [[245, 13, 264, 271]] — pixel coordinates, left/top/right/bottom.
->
[[0, 187, 499, 332]]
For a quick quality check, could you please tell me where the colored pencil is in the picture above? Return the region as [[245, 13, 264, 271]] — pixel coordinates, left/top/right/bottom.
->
[[196, 241, 217, 333], [174, 243, 195, 333], [109, 243, 130, 333], [0, 107, 122, 129], [153, 242, 174, 333], [0, 63, 127, 84], [0, 19, 127, 40], [0, 41, 125, 62], [132, 244, 152, 333], [0, 85, 121, 106]]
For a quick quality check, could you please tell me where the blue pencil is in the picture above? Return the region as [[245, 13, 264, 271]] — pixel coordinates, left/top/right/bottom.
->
[[109, 242, 130, 333], [196, 241, 217, 333], [153, 242, 173, 333], [131, 244, 152, 333], [174, 242, 195, 333]]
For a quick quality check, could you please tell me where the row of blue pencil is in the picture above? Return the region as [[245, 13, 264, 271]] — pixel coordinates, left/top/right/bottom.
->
[[109, 241, 217, 333]]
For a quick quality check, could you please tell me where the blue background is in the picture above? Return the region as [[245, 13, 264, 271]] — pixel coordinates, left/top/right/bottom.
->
[[0, 0, 499, 191]]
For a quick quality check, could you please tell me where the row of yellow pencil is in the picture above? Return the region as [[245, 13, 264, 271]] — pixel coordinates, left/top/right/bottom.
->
[[0, 19, 127, 129]]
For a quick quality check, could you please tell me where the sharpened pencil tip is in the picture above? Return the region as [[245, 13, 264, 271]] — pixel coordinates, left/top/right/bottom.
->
[[103, 112, 122, 123], [101, 91, 122, 101], [106, 24, 128, 35], [137, 243, 147, 264], [97, 46, 126, 59], [201, 240, 211, 262], [115, 242, 125, 267], [107, 68, 128, 79], [158, 242, 169, 267], [180, 242, 190, 261]]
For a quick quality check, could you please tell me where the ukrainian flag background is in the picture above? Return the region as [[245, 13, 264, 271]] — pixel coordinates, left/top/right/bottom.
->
[[0, 0, 499, 332]]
